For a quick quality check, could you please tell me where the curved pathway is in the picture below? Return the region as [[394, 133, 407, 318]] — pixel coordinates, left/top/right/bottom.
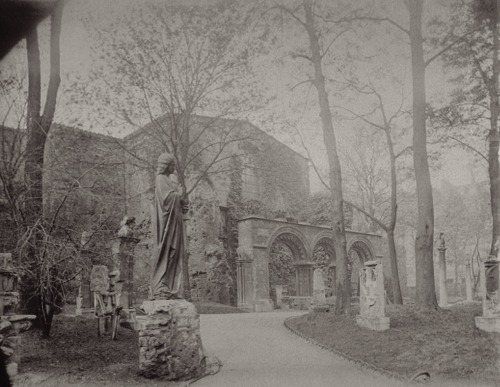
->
[[193, 311, 494, 387], [193, 311, 404, 387]]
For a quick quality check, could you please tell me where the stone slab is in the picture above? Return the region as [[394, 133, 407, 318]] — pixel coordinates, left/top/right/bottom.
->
[[356, 315, 390, 331], [475, 316, 500, 333]]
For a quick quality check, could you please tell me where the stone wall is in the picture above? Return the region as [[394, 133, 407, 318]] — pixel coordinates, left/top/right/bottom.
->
[[0, 116, 310, 307]]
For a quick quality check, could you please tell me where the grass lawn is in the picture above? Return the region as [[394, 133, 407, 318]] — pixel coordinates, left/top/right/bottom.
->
[[16, 301, 245, 386], [287, 303, 500, 384]]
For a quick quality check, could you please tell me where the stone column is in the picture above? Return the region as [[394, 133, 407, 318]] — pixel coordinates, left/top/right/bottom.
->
[[438, 237, 448, 307], [111, 236, 140, 309], [475, 259, 500, 332], [236, 259, 253, 311], [80, 249, 95, 318], [311, 268, 328, 313], [465, 261, 473, 302], [294, 262, 314, 297]]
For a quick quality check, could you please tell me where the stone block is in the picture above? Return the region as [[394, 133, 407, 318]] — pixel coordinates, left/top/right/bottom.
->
[[137, 300, 207, 381], [356, 315, 390, 331], [475, 316, 500, 333]]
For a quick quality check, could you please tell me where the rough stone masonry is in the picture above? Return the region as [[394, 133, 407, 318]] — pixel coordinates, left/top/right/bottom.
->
[[137, 299, 206, 380]]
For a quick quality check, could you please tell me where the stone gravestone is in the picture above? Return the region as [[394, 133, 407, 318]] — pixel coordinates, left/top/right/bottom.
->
[[475, 259, 500, 332], [356, 260, 390, 331], [310, 268, 328, 313]]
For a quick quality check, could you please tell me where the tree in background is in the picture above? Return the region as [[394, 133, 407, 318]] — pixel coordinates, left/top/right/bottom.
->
[[84, 0, 270, 298], [434, 0, 500, 260], [272, 0, 372, 314]]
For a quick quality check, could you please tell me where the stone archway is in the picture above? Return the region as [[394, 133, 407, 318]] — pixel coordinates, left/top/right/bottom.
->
[[269, 231, 310, 297], [348, 238, 376, 297], [236, 216, 381, 312]]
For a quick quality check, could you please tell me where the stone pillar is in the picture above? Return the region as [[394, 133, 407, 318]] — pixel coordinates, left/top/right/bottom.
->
[[137, 300, 208, 380], [311, 268, 328, 313], [356, 260, 390, 331], [236, 259, 253, 311], [80, 249, 95, 318], [438, 237, 448, 307], [294, 262, 314, 297], [465, 261, 473, 302], [274, 285, 283, 307], [475, 259, 500, 332], [111, 236, 140, 309]]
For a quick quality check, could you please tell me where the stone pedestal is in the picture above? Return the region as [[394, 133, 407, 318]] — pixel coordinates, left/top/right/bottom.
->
[[356, 260, 390, 331], [137, 299, 207, 380], [475, 259, 500, 332], [112, 236, 139, 324]]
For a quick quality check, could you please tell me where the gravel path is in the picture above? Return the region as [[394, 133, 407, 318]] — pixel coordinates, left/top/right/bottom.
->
[[193, 311, 495, 387], [192, 311, 406, 387]]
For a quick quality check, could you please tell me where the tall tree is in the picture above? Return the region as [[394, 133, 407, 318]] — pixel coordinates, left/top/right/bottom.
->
[[406, 0, 439, 309], [86, 0, 267, 298], [436, 0, 500, 259], [22, 0, 64, 323], [274, 0, 354, 314], [337, 81, 409, 304]]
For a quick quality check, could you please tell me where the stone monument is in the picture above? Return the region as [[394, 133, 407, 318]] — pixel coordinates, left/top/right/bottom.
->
[[475, 259, 500, 332], [138, 153, 215, 380], [0, 253, 36, 378], [113, 216, 139, 329], [356, 260, 390, 331], [310, 268, 328, 313], [438, 233, 448, 307]]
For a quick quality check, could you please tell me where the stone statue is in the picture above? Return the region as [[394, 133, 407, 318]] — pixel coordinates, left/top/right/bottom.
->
[[150, 153, 188, 300]]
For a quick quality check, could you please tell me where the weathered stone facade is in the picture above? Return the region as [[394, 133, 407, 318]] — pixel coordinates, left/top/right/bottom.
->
[[0, 115, 310, 306]]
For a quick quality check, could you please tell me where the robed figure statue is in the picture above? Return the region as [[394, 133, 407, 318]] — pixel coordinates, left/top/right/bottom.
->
[[150, 153, 188, 300]]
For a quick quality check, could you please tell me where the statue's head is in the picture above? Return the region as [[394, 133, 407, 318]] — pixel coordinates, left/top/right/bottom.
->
[[156, 152, 176, 175]]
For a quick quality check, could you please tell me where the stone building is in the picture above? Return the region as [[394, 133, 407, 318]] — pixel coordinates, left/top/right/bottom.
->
[[0, 115, 385, 308]]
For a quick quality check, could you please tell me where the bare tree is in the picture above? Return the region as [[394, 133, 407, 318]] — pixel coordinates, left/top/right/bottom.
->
[[85, 1, 269, 298], [273, 0, 359, 314]]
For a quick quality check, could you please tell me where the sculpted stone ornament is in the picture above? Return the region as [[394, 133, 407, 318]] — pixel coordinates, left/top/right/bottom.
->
[[150, 153, 189, 300]]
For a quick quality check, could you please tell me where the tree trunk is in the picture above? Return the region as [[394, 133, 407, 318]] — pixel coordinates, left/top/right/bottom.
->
[[384, 125, 403, 304], [23, 1, 63, 322], [303, 0, 350, 315], [25, 1, 62, 224], [489, 0, 500, 259], [407, 0, 439, 310]]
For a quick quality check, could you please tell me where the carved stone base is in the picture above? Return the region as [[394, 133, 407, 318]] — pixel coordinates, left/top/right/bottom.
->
[[475, 316, 500, 333], [137, 300, 206, 380], [356, 315, 390, 331]]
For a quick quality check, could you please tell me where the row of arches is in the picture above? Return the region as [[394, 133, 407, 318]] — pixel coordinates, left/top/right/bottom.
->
[[268, 232, 375, 298]]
